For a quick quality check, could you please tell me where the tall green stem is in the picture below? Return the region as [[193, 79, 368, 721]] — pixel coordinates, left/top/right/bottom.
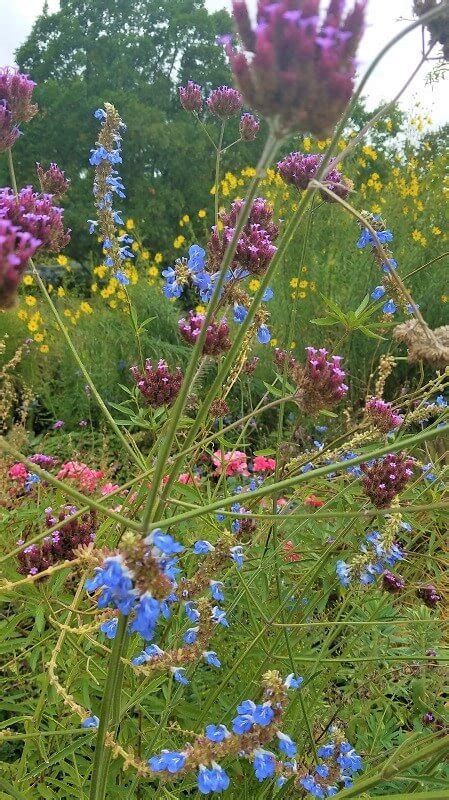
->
[[88, 614, 128, 800], [214, 121, 225, 226]]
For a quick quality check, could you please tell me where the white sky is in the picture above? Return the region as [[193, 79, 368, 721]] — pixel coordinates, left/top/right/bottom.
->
[[0, 0, 447, 127]]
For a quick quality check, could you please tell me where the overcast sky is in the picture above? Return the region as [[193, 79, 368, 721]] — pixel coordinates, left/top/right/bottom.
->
[[0, 0, 447, 127]]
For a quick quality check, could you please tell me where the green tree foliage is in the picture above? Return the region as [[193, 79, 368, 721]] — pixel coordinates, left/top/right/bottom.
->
[[1, 0, 240, 258]]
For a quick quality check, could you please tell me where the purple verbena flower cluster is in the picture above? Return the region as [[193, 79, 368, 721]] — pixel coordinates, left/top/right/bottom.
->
[[0, 186, 70, 252], [36, 162, 70, 199], [130, 359, 183, 407], [0, 217, 41, 308], [0, 67, 38, 124], [0, 101, 20, 151], [278, 151, 351, 201], [365, 397, 403, 433], [225, 0, 366, 136], [179, 81, 203, 112], [361, 453, 414, 508], [239, 112, 260, 141], [208, 196, 279, 276], [179, 312, 232, 356], [17, 505, 96, 576], [297, 346, 348, 413], [207, 86, 243, 119]]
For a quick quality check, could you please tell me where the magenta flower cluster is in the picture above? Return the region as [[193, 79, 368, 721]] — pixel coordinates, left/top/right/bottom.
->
[[0, 186, 70, 252], [36, 162, 70, 199], [0, 218, 40, 308], [207, 86, 243, 119], [17, 505, 96, 577], [226, 0, 367, 135], [303, 346, 348, 407], [239, 112, 260, 141], [365, 397, 403, 433], [361, 454, 414, 508], [208, 196, 279, 276], [178, 312, 232, 356], [130, 359, 183, 408], [179, 81, 203, 113], [0, 67, 38, 124], [0, 101, 20, 151], [277, 151, 351, 201]]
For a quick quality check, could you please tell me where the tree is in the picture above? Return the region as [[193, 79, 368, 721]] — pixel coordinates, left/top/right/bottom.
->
[[2, 0, 237, 259]]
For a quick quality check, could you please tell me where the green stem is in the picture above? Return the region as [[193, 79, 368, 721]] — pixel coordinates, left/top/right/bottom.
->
[[145, 421, 447, 531], [334, 736, 449, 799], [7, 147, 18, 193], [0, 777, 29, 800], [214, 121, 225, 226], [88, 614, 128, 800], [366, 793, 449, 800]]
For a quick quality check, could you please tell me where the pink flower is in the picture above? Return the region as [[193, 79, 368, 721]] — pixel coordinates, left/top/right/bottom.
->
[[178, 473, 200, 485], [56, 461, 104, 493], [212, 449, 249, 477], [8, 462, 28, 483], [100, 482, 120, 496], [253, 455, 276, 472]]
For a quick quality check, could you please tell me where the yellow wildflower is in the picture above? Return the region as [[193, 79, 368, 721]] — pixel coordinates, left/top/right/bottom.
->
[[17, 309, 28, 321], [39, 345, 49, 354], [131, 241, 139, 252], [28, 320, 38, 332], [290, 278, 298, 289], [155, 253, 163, 264], [198, 209, 206, 218], [141, 250, 150, 260], [195, 304, 206, 314], [57, 287, 66, 297], [148, 266, 159, 277], [23, 275, 33, 286], [299, 280, 308, 289], [25, 295, 37, 307], [34, 333, 44, 343], [126, 218, 135, 230], [432, 226, 442, 236], [57, 255, 68, 266], [249, 279, 260, 292], [270, 338, 278, 347]]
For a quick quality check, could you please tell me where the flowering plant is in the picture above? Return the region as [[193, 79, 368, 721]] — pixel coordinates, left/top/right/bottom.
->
[[1, 3, 448, 800]]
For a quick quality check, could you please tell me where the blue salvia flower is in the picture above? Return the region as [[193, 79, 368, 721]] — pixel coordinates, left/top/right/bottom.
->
[[284, 673, 304, 689], [203, 650, 221, 668], [82, 715, 99, 728], [129, 594, 161, 641], [253, 749, 276, 781], [171, 667, 189, 685], [183, 626, 199, 644], [197, 763, 230, 794], [148, 750, 186, 773], [277, 731, 297, 757], [211, 606, 229, 627], [100, 617, 118, 639], [193, 540, 215, 555], [210, 580, 225, 602], [131, 643, 165, 666], [205, 724, 230, 743]]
